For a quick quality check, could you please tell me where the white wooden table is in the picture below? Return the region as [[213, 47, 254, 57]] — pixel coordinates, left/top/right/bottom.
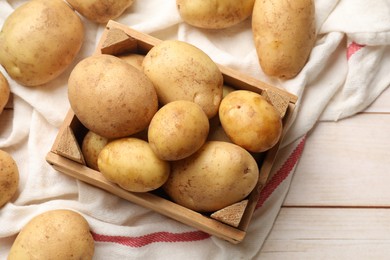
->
[[259, 86, 390, 258]]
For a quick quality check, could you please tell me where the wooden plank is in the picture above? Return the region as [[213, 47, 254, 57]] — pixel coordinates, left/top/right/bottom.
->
[[260, 208, 390, 259], [261, 239, 390, 259], [46, 151, 246, 244], [284, 113, 390, 207]]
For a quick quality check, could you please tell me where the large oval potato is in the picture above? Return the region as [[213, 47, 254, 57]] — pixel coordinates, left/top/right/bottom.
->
[[252, 0, 316, 79], [0, 150, 19, 207], [148, 100, 209, 161], [142, 40, 223, 118], [8, 209, 94, 260], [0, 72, 10, 114], [164, 141, 259, 212], [0, 0, 84, 86], [66, 0, 134, 24], [219, 90, 282, 152], [177, 0, 255, 29], [98, 138, 170, 192], [68, 54, 158, 139]]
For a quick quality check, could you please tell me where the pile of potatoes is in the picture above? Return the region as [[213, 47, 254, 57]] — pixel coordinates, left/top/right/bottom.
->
[[177, 0, 317, 79], [70, 39, 283, 213], [0, 0, 316, 88]]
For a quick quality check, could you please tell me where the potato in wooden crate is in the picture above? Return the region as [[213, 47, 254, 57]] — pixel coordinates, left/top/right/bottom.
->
[[46, 20, 297, 244]]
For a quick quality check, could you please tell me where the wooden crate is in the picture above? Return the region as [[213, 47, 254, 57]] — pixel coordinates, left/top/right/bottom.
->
[[46, 20, 297, 244]]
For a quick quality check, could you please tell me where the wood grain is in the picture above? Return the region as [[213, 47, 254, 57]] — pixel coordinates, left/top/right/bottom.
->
[[283, 113, 390, 207], [260, 208, 390, 259]]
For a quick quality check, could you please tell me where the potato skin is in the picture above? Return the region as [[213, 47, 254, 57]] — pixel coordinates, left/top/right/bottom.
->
[[148, 100, 209, 161], [0, 72, 10, 114], [68, 54, 158, 139], [81, 131, 110, 171], [0, 0, 84, 86], [0, 150, 19, 207], [142, 40, 223, 119], [177, 0, 255, 29], [118, 53, 145, 71], [66, 0, 134, 24], [219, 90, 282, 152], [8, 209, 94, 260], [98, 138, 170, 192], [164, 141, 259, 212], [252, 0, 316, 79]]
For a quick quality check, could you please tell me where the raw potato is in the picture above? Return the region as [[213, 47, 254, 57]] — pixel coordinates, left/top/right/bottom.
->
[[118, 53, 145, 71], [219, 90, 282, 152], [148, 100, 209, 161], [0, 150, 19, 207], [0, 72, 10, 114], [177, 0, 255, 29], [164, 141, 259, 212], [68, 54, 158, 139], [66, 0, 134, 24], [8, 209, 94, 260], [252, 0, 316, 79], [98, 138, 170, 192], [142, 40, 223, 118], [0, 0, 84, 87], [82, 131, 110, 171]]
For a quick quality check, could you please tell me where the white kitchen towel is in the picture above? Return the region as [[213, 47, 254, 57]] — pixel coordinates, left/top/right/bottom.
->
[[1, 0, 390, 259]]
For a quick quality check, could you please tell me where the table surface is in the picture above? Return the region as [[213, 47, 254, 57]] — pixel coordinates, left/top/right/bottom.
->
[[259, 86, 390, 259], [1, 86, 390, 258]]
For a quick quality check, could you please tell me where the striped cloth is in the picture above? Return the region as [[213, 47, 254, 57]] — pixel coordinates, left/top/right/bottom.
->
[[1, 0, 389, 259]]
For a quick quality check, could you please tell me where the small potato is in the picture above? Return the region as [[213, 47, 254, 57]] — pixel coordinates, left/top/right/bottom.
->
[[68, 54, 158, 139], [148, 100, 209, 161], [82, 131, 110, 171], [0, 72, 10, 114], [252, 0, 316, 79], [219, 90, 282, 152], [0, 0, 84, 86], [66, 0, 134, 24], [164, 141, 259, 212], [177, 0, 255, 29], [142, 40, 223, 118], [98, 138, 170, 192], [0, 150, 19, 207], [118, 53, 144, 71], [8, 209, 94, 260]]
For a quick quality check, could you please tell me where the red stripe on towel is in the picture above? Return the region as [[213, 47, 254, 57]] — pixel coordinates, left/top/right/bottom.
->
[[92, 231, 211, 247], [347, 42, 365, 60], [91, 137, 306, 247], [256, 136, 306, 208]]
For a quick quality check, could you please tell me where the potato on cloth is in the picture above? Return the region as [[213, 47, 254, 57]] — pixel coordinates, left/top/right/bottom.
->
[[0, 72, 10, 114], [66, 0, 134, 24], [0, 0, 84, 86], [1, 0, 390, 259], [0, 150, 19, 208], [8, 209, 94, 260]]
